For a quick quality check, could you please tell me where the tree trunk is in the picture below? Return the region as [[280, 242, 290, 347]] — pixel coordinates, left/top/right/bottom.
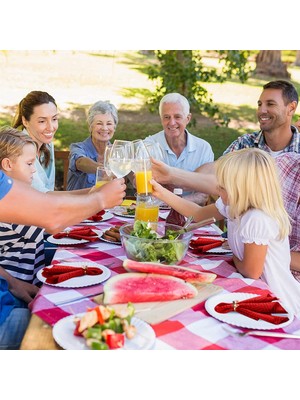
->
[[254, 50, 290, 78], [294, 50, 300, 67]]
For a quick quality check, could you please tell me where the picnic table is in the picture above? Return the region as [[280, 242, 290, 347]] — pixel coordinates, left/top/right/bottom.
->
[[20, 213, 300, 350]]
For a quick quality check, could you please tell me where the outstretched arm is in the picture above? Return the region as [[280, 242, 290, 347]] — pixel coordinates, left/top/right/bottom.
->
[[0, 178, 126, 234], [151, 179, 223, 223], [151, 158, 219, 195]]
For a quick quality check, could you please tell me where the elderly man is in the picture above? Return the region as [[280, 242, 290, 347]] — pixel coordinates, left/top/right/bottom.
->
[[145, 92, 214, 205]]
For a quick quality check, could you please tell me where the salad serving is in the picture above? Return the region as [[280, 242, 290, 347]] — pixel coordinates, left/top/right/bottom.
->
[[120, 221, 192, 264], [73, 303, 136, 350]]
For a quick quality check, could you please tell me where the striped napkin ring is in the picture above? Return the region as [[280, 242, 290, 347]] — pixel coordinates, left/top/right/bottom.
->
[[232, 300, 238, 311]]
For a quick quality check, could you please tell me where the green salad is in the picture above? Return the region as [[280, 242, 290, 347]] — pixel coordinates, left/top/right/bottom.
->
[[124, 221, 187, 264]]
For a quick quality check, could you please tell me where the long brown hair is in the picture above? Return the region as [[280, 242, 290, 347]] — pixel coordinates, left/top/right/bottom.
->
[[13, 91, 57, 168]]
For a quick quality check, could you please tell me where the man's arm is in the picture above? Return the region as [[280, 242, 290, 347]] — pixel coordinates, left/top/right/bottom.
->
[[151, 159, 218, 195], [0, 178, 126, 234]]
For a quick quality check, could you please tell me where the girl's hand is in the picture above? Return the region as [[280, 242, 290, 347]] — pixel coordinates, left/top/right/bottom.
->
[[150, 179, 168, 201]]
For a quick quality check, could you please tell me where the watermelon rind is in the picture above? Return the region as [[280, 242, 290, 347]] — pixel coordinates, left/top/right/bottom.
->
[[123, 259, 216, 283]]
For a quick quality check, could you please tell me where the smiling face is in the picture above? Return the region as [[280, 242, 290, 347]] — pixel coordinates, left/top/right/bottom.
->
[[257, 88, 294, 132], [22, 102, 58, 148], [4, 143, 37, 185], [90, 113, 116, 143], [160, 102, 191, 140]]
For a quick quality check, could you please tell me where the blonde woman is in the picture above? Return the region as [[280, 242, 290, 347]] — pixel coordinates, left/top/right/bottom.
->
[[151, 148, 300, 316]]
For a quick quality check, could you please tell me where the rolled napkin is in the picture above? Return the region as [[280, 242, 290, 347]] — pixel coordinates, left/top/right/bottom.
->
[[42, 265, 103, 284], [215, 294, 289, 324], [190, 237, 224, 253], [86, 210, 105, 222], [53, 227, 99, 242]]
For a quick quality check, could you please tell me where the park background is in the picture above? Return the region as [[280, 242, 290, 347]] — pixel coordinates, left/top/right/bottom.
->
[[0, 50, 299, 189]]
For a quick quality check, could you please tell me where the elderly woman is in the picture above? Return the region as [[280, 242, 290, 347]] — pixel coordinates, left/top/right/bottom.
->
[[67, 101, 118, 190]]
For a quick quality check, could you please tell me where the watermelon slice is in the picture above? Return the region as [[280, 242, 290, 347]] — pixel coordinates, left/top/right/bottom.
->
[[103, 272, 198, 304], [123, 259, 216, 283]]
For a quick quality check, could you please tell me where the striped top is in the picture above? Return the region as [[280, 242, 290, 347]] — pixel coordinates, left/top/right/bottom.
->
[[0, 223, 45, 285]]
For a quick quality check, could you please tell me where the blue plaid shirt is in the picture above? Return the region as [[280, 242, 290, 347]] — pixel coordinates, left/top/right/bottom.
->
[[223, 125, 300, 155]]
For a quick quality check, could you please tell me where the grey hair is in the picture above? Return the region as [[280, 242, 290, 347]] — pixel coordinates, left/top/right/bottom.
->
[[87, 100, 118, 130], [159, 93, 190, 117]]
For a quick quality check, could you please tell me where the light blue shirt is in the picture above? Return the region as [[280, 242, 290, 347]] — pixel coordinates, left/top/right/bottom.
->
[[144, 129, 214, 195], [67, 136, 98, 191], [23, 129, 55, 193]]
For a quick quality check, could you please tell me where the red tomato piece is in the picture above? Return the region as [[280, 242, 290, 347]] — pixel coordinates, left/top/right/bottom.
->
[[106, 333, 125, 349]]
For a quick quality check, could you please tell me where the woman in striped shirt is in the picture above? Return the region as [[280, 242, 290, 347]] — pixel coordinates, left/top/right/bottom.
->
[[0, 127, 44, 306]]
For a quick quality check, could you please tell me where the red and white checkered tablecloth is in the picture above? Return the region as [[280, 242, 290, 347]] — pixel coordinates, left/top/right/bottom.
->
[[30, 216, 300, 350]]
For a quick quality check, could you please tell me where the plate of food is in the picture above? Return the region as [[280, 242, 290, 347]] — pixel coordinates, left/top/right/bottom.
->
[[112, 206, 135, 218], [82, 211, 114, 223], [46, 236, 89, 246], [205, 292, 293, 330], [52, 306, 156, 350], [37, 261, 111, 288], [100, 226, 122, 245]]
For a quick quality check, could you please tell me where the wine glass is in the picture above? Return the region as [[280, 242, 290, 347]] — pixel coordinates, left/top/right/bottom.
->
[[108, 140, 133, 178], [144, 141, 166, 163], [131, 139, 151, 172]]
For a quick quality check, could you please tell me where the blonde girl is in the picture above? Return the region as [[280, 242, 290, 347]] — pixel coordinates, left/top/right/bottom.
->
[[151, 148, 300, 315]]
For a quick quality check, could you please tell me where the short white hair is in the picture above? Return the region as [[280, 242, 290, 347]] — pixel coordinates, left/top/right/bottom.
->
[[159, 93, 190, 117]]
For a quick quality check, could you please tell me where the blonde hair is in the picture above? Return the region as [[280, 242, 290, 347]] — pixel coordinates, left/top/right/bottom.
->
[[0, 126, 36, 165], [215, 148, 291, 239]]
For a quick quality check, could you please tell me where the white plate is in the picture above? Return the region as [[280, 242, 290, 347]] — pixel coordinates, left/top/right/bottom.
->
[[46, 235, 89, 245], [205, 247, 232, 254], [112, 206, 135, 218], [82, 211, 114, 223], [52, 315, 156, 350], [37, 261, 111, 288], [205, 292, 293, 330]]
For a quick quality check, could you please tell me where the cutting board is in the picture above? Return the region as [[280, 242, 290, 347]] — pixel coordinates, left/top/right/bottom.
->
[[93, 283, 222, 325]]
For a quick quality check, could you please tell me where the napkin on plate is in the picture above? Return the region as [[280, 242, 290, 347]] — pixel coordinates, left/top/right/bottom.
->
[[53, 227, 99, 242], [189, 237, 224, 253], [42, 265, 103, 284], [214, 293, 289, 324], [86, 210, 106, 222]]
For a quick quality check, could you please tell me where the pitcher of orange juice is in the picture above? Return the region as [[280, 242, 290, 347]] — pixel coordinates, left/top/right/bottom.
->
[[135, 194, 159, 223]]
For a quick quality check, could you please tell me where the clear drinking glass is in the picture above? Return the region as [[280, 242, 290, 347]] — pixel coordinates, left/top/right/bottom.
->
[[95, 165, 113, 188], [144, 141, 166, 162], [108, 140, 133, 178], [132, 139, 152, 195]]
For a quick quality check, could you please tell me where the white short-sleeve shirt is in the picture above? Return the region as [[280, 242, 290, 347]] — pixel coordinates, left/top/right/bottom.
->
[[216, 197, 300, 316]]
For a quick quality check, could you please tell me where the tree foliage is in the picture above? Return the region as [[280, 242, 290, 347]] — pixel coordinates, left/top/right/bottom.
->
[[146, 50, 252, 125]]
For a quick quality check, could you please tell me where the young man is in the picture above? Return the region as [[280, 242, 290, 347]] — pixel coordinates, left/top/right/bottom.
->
[[152, 80, 300, 194], [151, 80, 300, 271]]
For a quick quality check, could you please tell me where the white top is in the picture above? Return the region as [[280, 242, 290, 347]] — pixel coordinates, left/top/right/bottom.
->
[[216, 197, 300, 316], [23, 129, 55, 193]]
